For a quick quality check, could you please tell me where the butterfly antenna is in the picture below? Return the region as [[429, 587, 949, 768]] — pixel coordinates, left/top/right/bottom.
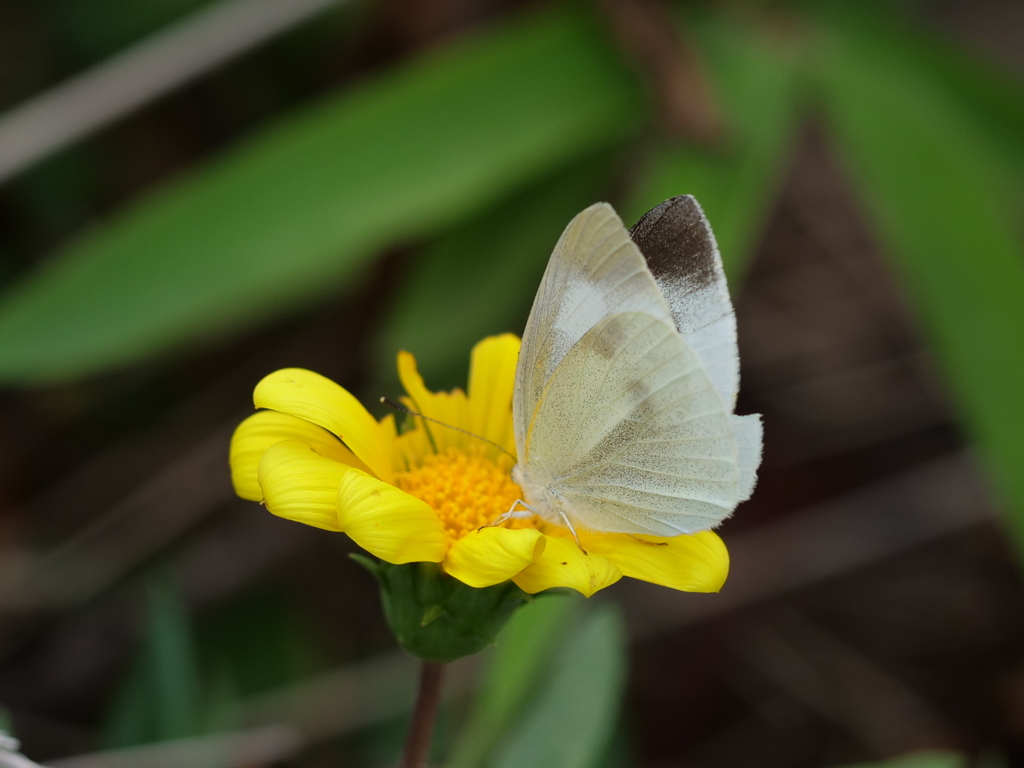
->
[[380, 397, 517, 461]]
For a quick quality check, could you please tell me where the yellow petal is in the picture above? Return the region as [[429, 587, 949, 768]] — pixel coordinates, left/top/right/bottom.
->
[[394, 421, 433, 471], [581, 530, 729, 593], [379, 413, 398, 441], [257, 439, 348, 531], [397, 350, 433, 415], [397, 351, 470, 454], [337, 468, 448, 564], [254, 368, 394, 483], [444, 527, 545, 588], [513, 535, 622, 598], [230, 410, 368, 501], [467, 334, 520, 463]]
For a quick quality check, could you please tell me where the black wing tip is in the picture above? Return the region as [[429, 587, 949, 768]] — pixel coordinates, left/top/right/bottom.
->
[[629, 195, 720, 289], [635, 194, 700, 220], [630, 195, 708, 239]]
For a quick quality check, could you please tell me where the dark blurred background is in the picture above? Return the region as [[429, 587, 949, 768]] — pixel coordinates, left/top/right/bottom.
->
[[0, 0, 1023, 766]]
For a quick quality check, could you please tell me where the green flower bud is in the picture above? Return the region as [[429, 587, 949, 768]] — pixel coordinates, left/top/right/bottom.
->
[[353, 556, 530, 663]]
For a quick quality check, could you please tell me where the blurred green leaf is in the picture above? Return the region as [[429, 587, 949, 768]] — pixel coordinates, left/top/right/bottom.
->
[[900, 47, 1024, 189], [104, 575, 204, 747], [486, 604, 626, 768], [372, 150, 618, 395], [625, 9, 803, 278], [0, 6, 642, 384], [842, 751, 968, 768], [814, 4, 1024, 189], [448, 594, 581, 768], [819, 20, 1024, 548]]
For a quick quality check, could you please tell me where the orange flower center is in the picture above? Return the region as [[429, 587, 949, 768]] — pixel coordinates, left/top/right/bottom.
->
[[396, 448, 527, 543]]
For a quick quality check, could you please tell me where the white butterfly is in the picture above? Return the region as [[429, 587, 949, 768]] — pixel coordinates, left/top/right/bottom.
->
[[509, 196, 762, 539]]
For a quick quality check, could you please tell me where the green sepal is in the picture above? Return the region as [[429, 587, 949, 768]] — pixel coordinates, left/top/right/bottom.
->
[[351, 556, 531, 663]]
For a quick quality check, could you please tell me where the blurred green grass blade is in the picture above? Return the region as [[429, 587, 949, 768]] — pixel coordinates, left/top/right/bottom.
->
[[104, 575, 205, 747], [819, 22, 1024, 545], [625, 11, 802, 278], [448, 595, 581, 768], [147, 578, 204, 740], [842, 752, 968, 768], [486, 604, 626, 768], [372, 150, 618, 395], [0, 6, 643, 384], [103, 661, 155, 747]]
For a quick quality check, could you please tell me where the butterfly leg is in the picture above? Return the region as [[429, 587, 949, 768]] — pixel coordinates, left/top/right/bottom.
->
[[557, 510, 589, 556], [479, 500, 535, 530]]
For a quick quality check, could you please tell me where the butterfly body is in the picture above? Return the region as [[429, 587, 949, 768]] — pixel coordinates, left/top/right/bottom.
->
[[511, 196, 762, 537]]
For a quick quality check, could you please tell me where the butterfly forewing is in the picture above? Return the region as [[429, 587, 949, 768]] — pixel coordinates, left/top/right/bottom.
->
[[630, 196, 740, 409], [520, 312, 740, 536], [513, 204, 676, 456]]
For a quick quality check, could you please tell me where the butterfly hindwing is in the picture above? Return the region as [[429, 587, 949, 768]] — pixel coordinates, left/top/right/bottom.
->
[[731, 413, 763, 503], [521, 312, 741, 536]]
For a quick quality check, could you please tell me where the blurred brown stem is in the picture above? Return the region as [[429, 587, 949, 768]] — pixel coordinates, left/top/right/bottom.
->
[[595, 0, 723, 145], [401, 662, 446, 768]]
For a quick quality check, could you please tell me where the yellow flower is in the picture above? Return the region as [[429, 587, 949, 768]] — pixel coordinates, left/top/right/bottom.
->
[[229, 335, 729, 597]]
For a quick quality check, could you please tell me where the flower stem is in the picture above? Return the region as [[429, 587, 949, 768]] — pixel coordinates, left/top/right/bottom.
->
[[401, 661, 446, 768]]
